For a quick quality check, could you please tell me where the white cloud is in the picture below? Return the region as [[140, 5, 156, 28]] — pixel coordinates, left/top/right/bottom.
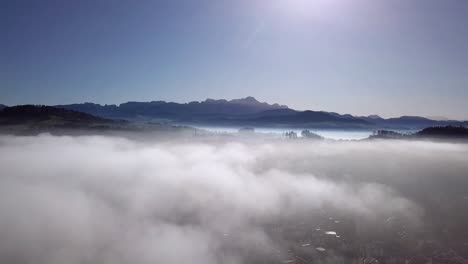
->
[[0, 135, 467, 263]]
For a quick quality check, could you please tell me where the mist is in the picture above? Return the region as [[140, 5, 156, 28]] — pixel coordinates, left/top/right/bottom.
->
[[1, 135, 467, 264]]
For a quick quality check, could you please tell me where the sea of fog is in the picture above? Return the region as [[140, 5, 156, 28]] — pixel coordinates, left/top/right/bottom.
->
[[197, 126, 375, 140], [1, 134, 467, 264]]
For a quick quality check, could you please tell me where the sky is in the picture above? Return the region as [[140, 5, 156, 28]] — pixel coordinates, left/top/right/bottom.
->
[[1, 0, 468, 119]]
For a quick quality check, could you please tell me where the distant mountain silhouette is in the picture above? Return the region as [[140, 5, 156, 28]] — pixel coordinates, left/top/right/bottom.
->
[[366, 115, 383, 120], [57, 98, 373, 128], [415, 125, 468, 139], [57, 96, 288, 120], [50, 96, 468, 129], [0, 104, 6, 111], [0, 105, 112, 125], [3, 105, 467, 140], [426, 116, 450, 121], [0, 105, 197, 136], [367, 115, 467, 129], [370, 126, 468, 141], [244, 109, 371, 128], [0, 105, 122, 135]]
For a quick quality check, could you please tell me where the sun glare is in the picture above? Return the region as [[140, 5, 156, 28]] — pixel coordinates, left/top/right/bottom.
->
[[276, 0, 344, 20]]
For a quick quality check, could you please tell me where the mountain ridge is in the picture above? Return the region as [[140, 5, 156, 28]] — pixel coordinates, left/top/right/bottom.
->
[[48, 96, 468, 129], [0, 105, 111, 124], [0, 105, 195, 136]]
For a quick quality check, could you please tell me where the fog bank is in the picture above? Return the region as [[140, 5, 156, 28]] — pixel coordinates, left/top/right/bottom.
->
[[1, 135, 467, 264]]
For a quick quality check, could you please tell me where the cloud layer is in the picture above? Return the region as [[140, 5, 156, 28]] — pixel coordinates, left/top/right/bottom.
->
[[1, 135, 467, 264]]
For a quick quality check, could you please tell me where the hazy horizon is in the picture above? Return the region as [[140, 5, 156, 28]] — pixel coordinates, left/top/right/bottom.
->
[[1, 95, 466, 121]]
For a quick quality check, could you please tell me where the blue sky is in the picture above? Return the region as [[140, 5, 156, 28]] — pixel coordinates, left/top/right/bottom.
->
[[1, 0, 468, 119]]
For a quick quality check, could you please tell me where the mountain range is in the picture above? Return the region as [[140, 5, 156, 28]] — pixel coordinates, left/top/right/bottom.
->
[[0, 105, 197, 137], [2, 97, 466, 130]]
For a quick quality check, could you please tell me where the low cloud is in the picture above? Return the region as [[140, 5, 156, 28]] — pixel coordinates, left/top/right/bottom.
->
[[0, 135, 467, 263]]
